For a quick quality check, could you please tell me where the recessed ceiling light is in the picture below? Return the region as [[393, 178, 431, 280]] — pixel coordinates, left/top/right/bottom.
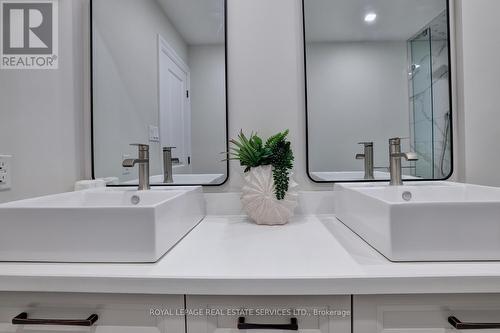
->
[[364, 13, 377, 23]]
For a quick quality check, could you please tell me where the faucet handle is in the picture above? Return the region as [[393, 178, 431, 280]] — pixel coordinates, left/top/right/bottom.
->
[[355, 153, 365, 160], [162, 146, 176, 152], [130, 143, 149, 151], [358, 142, 373, 147]]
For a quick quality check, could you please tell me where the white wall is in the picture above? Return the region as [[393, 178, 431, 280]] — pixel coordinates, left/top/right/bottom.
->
[[307, 41, 410, 172], [457, 0, 500, 186], [0, 0, 86, 203], [188, 44, 227, 175], [214, 0, 328, 192], [92, 0, 187, 181]]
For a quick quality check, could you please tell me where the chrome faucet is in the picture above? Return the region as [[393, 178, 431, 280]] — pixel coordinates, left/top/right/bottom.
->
[[388, 138, 418, 186], [355, 142, 374, 180], [122, 144, 150, 190], [162, 147, 176, 184]]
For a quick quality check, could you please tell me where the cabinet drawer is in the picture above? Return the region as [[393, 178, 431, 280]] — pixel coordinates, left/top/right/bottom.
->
[[186, 295, 351, 333], [0, 292, 184, 333], [355, 294, 500, 333]]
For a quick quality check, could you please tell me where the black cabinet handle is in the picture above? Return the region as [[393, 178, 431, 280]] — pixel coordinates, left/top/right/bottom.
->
[[237, 317, 298, 330], [449, 316, 500, 330], [12, 312, 98, 326]]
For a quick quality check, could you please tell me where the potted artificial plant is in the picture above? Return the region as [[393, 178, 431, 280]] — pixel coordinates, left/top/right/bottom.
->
[[228, 130, 298, 225]]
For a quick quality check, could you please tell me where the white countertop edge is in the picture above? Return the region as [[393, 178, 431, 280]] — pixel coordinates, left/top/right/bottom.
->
[[1, 276, 500, 295]]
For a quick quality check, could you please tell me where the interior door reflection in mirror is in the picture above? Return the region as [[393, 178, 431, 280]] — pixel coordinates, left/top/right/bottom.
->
[[92, 0, 227, 185], [304, 0, 452, 182]]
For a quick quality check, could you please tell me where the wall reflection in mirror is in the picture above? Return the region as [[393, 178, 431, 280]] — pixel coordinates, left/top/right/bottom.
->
[[92, 0, 227, 185], [304, 0, 453, 182]]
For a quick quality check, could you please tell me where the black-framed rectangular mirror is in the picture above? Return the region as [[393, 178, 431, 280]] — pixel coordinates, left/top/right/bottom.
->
[[91, 0, 228, 186], [303, 0, 453, 183]]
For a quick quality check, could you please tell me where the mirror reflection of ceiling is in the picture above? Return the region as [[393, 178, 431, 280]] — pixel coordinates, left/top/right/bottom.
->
[[305, 0, 446, 42], [156, 0, 225, 45]]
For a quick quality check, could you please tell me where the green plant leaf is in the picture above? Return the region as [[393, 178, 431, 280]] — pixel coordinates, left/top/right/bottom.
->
[[227, 129, 294, 199]]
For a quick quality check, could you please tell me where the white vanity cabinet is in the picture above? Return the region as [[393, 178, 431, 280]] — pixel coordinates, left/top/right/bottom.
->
[[185, 295, 351, 333], [0, 293, 184, 333], [354, 294, 500, 332]]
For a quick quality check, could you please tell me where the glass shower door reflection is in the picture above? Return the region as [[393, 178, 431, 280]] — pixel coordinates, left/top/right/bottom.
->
[[409, 28, 434, 179]]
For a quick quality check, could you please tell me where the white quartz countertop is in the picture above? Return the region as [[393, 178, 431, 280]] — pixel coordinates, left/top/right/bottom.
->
[[2, 214, 500, 295]]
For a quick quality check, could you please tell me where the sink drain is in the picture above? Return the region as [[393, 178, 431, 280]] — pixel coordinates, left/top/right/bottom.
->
[[402, 191, 412, 202], [130, 195, 141, 205]]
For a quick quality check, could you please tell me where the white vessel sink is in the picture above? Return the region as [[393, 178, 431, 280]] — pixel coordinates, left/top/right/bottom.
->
[[334, 181, 500, 262], [0, 187, 205, 263], [123, 173, 225, 185]]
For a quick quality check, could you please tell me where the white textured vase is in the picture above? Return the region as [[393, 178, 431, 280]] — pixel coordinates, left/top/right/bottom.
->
[[241, 165, 299, 225]]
